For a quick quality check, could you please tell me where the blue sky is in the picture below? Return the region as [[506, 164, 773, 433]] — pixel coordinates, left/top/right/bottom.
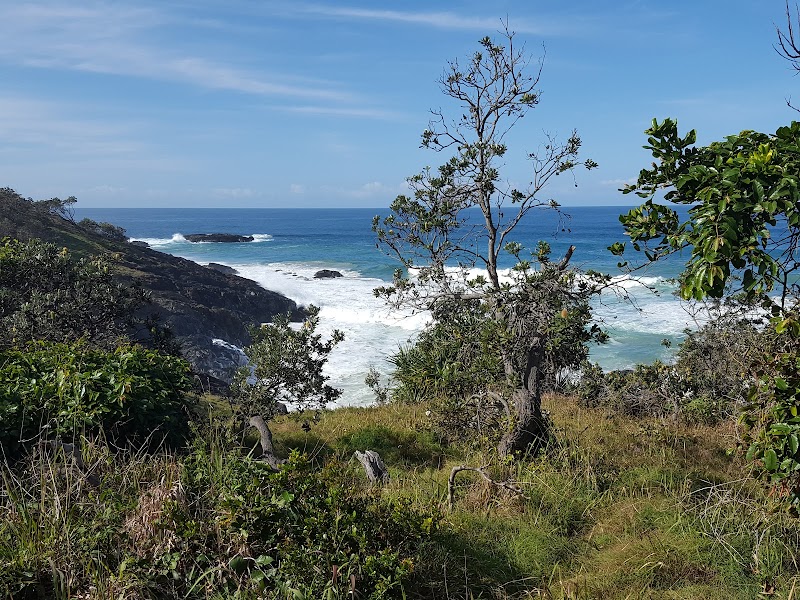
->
[[0, 1, 797, 207]]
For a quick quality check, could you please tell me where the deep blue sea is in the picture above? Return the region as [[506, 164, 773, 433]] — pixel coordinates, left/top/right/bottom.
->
[[74, 206, 697, 406]]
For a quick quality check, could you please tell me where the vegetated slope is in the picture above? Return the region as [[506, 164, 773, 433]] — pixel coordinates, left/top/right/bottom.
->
[[0, 188, 300, 381]]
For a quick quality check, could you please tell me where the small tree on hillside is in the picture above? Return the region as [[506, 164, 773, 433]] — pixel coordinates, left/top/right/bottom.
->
[[373, 30, 602, 457], [231, 306, 343, 465]]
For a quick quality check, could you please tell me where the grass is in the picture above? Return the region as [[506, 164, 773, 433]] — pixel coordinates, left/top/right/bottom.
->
[[268, 394, 800, 598], [2, 394, 799, 599]]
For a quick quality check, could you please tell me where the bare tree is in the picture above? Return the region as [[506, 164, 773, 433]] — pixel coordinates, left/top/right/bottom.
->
[[776, 1, 800, 109], [374, 29, 602, 457]]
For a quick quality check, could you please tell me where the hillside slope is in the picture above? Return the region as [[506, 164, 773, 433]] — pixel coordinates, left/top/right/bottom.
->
[[0, 188, 300, 381]]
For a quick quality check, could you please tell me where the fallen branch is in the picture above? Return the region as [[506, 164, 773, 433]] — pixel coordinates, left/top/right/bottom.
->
[[447, 464, 527, 509]]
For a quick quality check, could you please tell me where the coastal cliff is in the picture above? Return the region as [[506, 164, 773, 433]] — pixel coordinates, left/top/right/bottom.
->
[[0, 188, 301, 381]]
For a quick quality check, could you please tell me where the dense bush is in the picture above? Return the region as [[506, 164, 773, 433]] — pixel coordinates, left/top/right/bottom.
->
[[0, 238, 147, 349], [0, 341, 193, 452], [391, 283, 604, 442], [578, 303, 775, 423], [77, 218, 128, 242], [0, 440, 435, 599]]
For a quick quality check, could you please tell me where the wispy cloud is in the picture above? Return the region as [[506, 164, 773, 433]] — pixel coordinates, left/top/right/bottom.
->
[[296, 4, 576, 36], [322, 180, 407, 200], [213, 187, 259, 198], [0, 2, 353, 102], [600, 178, 637, 187], [0, 96, 142, 156], [279, 105, 403, 120]]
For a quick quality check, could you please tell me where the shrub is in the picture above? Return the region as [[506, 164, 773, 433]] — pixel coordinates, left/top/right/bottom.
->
[[77, 218, 128, 242], [0, 341, 193, 453], [578, 301, 775, 423], [0, 238, 147, 349]]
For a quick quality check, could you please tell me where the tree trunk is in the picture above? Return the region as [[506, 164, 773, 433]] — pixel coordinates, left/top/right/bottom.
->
[[497, 334, 547, 457], [249, 415, 285, 469]]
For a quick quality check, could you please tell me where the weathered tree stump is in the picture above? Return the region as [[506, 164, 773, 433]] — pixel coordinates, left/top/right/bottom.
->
[[353, 450, 389, 484]]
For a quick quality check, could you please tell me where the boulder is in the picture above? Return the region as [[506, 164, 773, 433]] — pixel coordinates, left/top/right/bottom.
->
[[185, 233, 254, 243], [314, 269, 343, 279], [206, 262, 238, 276], [130, 240, 150, 248]]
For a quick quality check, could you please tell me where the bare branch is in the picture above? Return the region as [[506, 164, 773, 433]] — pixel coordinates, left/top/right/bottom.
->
[[448, 464, 528, 509]]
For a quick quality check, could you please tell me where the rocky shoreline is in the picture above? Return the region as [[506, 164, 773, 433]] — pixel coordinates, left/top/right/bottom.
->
[[0, 189, 303, 382]]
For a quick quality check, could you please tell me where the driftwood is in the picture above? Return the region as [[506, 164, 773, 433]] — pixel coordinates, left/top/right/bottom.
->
[[249, 415, 286, 469], [447, 465, 527, 509], [353, 450, 390, 484]]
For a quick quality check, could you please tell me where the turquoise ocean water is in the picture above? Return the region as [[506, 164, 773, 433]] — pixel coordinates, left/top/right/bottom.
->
[[74, 206, 698, 406]]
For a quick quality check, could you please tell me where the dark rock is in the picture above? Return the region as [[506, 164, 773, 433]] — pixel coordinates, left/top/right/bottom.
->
[[130, 240, 149, 248], [185, 233, 254, 243], [314, 269, 343, 279], [206, 262, 238, 276]]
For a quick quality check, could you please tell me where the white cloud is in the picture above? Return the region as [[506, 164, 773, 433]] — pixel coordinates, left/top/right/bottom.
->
[[279, 105, 403, 120], [0, 96, 142, 156], [0, 2, 353, 102], [296, 5, 570, 36], [213, 187, 257, 198], [599, 178, 637, 187], [290, 184, 306, 195], [322, 181, 406, 200]]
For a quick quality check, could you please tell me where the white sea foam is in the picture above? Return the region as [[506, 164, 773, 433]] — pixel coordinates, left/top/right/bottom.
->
[[233, 262, 429, 406], [130, 233, 188, 247], [229, 260, 705, 405]]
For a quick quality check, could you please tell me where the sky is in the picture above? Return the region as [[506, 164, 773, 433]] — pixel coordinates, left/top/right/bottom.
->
[[0, 1, 798, 208]]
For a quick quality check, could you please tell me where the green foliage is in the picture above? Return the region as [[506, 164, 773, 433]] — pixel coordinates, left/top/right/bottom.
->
[[0, 434, 436, 600], [33, 194, 77, 220], [615, 118, 800, 506], [174, 448, 435, 599], [743, 321, 800, 509], [0, 238, 147, 349], [616, 118, 800, 307], [231, 305, 343, 419], [388, 287, 602, 449], [0, 341, 192, 452], [390, 299, 503, 405], [77, 218, 128, 242], [579, 301, 775, 423]]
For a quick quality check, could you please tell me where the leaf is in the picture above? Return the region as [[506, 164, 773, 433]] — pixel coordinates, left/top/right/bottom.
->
[[764, 449, 778, 471]]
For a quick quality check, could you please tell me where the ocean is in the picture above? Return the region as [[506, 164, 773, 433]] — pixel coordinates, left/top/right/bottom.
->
[[74, 206, 697, 406]]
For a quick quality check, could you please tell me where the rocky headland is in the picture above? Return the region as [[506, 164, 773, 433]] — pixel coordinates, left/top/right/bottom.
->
[[0, 189, 302, 382]]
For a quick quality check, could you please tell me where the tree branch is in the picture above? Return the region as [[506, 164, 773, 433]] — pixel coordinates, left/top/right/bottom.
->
[[448, 464, 527, 509]]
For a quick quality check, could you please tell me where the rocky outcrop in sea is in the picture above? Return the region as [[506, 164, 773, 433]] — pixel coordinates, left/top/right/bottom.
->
[[185, 233, 254, 243]]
